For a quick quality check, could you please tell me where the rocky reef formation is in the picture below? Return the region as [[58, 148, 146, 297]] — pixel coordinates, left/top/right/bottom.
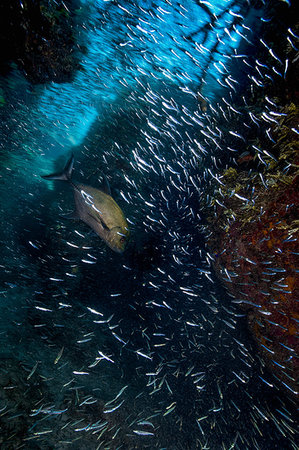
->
[[207, 142, 298, 400], [0, 0, 82, 83], [205, 12, 299, 400]]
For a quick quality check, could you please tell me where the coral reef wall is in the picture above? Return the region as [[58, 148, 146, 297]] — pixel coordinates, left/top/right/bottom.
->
[[203, 3, 299, 401]]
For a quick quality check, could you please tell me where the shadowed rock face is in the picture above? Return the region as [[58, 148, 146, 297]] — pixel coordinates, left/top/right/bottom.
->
[[207, 176, 299, 400], [0, 0, 82, 83], [204, 95, 299, 401]]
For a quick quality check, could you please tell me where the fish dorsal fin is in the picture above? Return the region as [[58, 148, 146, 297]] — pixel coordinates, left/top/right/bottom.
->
[[101, 173, 111, 196]]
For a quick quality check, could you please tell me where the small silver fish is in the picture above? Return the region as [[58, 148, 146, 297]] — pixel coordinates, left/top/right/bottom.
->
[[42, 154, 130, 253]]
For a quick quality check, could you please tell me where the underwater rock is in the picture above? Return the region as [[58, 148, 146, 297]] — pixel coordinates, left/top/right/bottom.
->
[[202, 4, 299, 401], [206, 103, 299, 401], [0, 0, 82, 83]]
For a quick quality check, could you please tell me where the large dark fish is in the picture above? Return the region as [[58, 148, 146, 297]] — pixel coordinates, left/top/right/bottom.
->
[[42, 154, 130, 253]]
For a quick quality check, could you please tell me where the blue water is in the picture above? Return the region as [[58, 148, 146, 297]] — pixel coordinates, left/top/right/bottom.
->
[[0, 0, 297, 448]]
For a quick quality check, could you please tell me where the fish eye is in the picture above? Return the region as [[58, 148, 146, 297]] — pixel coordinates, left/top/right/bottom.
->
[[120, 237, 126, 243]]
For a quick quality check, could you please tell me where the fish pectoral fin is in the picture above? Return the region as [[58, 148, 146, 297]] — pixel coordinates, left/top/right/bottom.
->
[[87, 213, 110, 231], [61, 210, 80, 220]]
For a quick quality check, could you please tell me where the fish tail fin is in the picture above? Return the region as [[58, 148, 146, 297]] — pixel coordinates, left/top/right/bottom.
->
[[41, 153, 74, 181]]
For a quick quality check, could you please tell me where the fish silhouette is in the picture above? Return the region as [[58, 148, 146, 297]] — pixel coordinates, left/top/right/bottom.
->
[[42, 154, 130, 253]]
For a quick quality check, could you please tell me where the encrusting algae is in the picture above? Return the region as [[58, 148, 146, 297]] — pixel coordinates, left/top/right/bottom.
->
[[205, 100, 299, 401]]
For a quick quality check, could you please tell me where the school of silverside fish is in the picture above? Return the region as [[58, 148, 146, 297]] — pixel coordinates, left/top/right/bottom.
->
[[0, 0, 298, 449]]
